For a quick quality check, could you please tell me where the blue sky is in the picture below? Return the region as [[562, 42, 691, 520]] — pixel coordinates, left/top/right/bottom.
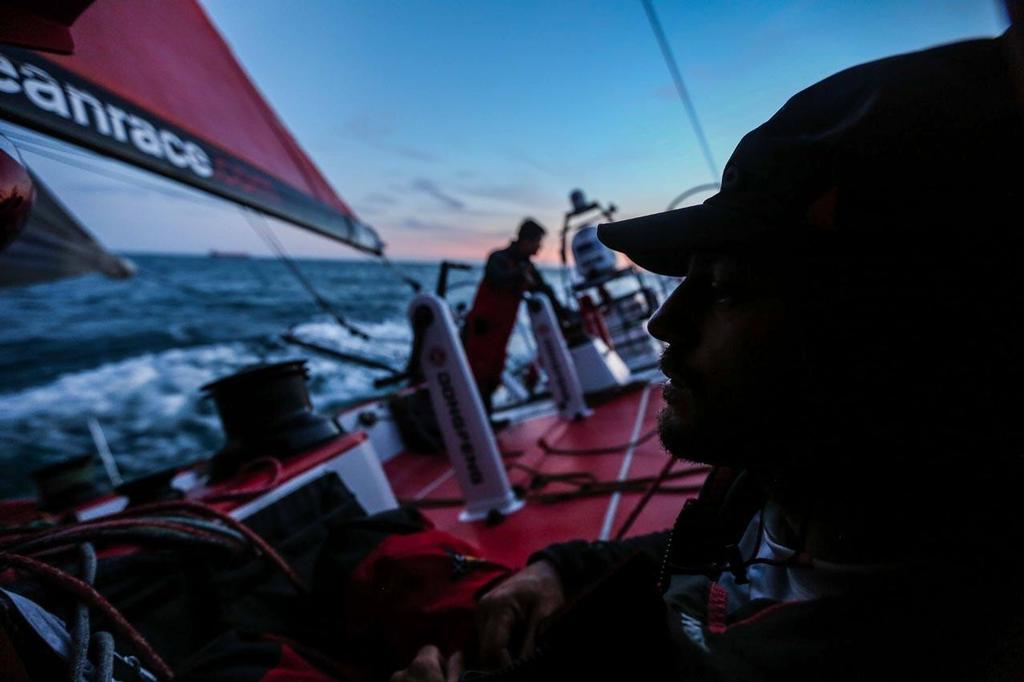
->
[[9, 1, 1007, 262]]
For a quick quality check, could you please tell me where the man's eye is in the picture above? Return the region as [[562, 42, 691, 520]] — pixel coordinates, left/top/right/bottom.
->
[[710, 283, 743, 304]]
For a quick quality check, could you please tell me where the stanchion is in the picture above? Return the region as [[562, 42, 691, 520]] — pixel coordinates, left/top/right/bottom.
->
[[408, 293, 524, 522], [526, 293, 593, 421]]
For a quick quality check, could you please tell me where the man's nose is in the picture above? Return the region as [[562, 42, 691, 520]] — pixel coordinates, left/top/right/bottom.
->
[[647, 279, 696, 344]]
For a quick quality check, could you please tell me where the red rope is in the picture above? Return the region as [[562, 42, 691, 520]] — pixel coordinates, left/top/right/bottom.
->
[[11, 499, 308, 594], [200, 457, 284, 503], [0, 551, 174, 681], [116, 501, 308, 593], [6, 518, 244, 554]]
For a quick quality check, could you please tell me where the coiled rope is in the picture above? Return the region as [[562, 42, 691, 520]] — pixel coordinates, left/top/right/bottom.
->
[[0, 551, 174, 681], [0, 498, 312, 680]]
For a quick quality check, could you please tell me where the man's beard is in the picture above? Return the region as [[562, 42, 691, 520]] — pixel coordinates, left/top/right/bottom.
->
[[657, 401, 699, 461], [657, 348, 722, 465], [657, 400, 738, 467], [657, 377, 797, 469], [657, 379, 738, 466]]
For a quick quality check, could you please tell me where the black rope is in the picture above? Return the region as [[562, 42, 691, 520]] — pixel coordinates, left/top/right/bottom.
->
[[615, 456, 677, 540], [538, 427, 659, 455]]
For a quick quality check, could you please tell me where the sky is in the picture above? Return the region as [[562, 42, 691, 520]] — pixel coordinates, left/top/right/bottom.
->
[[6, 0, 1008, 263]]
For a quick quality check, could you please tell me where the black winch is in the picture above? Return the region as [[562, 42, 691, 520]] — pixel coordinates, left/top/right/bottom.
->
[[202, 360, 341, 481], [32, 454, 111, 511]]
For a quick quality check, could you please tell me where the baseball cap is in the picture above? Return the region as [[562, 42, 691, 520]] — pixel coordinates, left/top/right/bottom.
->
[[598, 31, 1024, 276]]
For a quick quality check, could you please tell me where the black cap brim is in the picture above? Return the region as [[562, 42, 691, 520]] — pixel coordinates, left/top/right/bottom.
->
[[597, 203, 772, 276]]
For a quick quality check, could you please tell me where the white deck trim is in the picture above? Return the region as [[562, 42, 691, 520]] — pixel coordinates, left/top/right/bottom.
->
[[597, 383, 653, 540], [413, 467, 456, 500]]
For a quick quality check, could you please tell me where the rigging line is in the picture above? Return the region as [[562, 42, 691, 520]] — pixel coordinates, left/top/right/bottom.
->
[[640, 0, 720, 181], [2, 128, 133, 167], [10, 139, 222, 208], [378, 253, 423, 293], [4, 132, 186, 190], [242, 208, 372, 341]]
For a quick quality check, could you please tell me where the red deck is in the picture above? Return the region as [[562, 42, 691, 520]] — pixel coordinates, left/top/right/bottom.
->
[[384, 382, 708, 567]]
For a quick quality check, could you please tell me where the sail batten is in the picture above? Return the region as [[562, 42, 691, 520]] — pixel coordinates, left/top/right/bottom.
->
[[0, 0, 382, 255]]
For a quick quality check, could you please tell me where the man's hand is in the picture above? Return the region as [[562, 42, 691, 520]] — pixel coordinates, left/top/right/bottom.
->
[[476, 559, 566, 668], [390, 646, 463, 682]]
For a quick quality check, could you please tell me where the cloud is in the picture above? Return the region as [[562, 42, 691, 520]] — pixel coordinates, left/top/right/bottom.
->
[[339, 112, 395, 140], [392, 145, 439, 162], [385, 218, 513, 261], [409, 178, 465, 211], [503, 151, 571, 178], [396, 217, 478, 235], [360, 191, 400, 208], [337, 113, 438, 163], [459, 183, 541, 204]]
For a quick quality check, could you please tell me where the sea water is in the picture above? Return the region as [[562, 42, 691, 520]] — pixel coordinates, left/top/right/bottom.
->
[[0, 254, 546, 499]]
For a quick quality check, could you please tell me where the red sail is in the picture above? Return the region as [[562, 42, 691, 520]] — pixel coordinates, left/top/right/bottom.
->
[[0, 0, 383, 254]]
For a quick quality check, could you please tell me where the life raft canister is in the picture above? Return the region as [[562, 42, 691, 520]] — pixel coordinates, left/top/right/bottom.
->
[[577, 293, 614, 349]]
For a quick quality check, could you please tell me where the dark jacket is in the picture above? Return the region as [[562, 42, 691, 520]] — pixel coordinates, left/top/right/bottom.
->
[[531, 467, 1024, 681]]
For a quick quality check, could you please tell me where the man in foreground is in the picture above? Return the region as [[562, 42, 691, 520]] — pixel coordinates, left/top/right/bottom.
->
[[462, 218, 556, 411], [395, 28, 1024, 682]]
